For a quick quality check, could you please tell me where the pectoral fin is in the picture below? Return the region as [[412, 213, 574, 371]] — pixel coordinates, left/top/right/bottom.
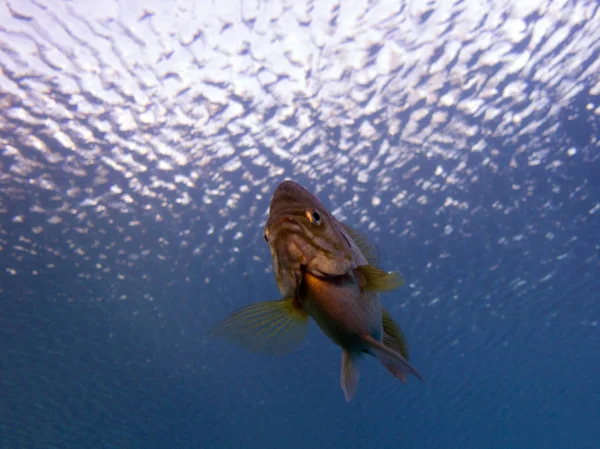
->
[[363, 334, 424, 383], [357, 265, 404, 291], [341, 350, 361, 402], [382, 308, 410, 360], [211, 298, 309, 355]]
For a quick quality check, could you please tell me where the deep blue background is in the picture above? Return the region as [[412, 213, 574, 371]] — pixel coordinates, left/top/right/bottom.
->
[[1, 119, 599, 449]]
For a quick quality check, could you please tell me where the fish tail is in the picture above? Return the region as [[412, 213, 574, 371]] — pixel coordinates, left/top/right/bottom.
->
[[363, 334, 425, 384], [340, 349, 361, 402]]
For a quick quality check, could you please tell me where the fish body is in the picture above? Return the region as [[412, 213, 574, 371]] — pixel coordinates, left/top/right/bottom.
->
[[300, 269, 382, 350], [213, 180, 423, 401]]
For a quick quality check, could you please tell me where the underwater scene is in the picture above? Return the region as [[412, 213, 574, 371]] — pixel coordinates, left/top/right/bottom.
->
[[0, 0, 599, 448]]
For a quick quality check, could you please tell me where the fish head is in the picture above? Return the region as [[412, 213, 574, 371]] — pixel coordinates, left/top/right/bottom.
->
[[264, 180, 355, 298]]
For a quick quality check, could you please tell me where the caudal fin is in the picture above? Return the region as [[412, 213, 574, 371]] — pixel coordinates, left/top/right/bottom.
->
[[341, 350, 361, 402], [363, 334, 425, 383]]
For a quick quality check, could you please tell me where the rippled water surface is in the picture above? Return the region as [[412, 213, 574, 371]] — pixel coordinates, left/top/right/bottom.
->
[[1, 0, 599, 448]]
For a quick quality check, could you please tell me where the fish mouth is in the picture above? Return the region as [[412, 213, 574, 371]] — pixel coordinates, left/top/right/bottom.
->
[[265, 210, 305, 245], [268, 214, 298, 231]]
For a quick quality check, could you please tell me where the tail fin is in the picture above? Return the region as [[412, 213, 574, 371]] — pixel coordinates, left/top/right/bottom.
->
[[363, 334, 425, 383], [341, 350, 361, 402]]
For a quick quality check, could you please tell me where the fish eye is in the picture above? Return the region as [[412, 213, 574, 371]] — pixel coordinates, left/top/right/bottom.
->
[[306, 208, 321, 225]]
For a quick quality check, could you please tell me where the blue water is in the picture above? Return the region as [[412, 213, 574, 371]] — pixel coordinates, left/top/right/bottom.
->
[[1, 1, 600, 448]]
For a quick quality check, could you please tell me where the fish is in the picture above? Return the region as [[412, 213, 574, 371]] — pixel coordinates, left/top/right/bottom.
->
[[212, 180, 424, 402]]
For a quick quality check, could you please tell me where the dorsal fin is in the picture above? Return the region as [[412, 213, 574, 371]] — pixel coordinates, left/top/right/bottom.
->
[[382, 308, 410, 360], [340, 222, 380, 266]]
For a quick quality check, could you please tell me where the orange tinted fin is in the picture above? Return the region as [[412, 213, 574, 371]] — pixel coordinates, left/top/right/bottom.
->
[[211, 298, 309, 355], [357, 265, 404, 292]]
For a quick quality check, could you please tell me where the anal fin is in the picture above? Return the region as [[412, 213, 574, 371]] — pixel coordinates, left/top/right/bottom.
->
[[363, 334, 424, 383]]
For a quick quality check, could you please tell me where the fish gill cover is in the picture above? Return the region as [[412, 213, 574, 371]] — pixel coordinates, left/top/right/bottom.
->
[[0, 0, 599, 448]]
